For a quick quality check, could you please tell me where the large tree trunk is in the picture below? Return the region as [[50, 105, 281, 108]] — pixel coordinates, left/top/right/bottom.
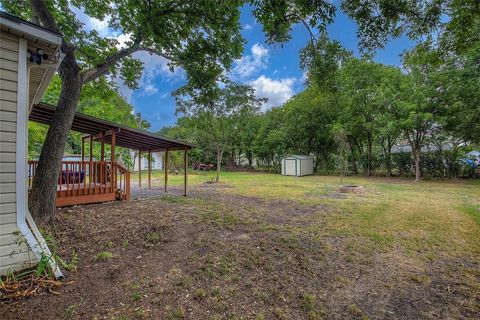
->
[[215, 148, 223, 182], [367, 131, 373, 176], [348, 139, 358, 175], [28, 51, 82, 223], [413, 149, 421, 182], [385, 149, 392, 177]]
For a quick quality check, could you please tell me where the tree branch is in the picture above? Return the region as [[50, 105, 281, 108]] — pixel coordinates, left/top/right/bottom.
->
[[30, 0, 61, 33], [81, 38, 173, 84]]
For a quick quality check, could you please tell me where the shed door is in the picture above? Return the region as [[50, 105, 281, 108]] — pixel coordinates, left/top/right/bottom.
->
[[284, 159, 296, 175]]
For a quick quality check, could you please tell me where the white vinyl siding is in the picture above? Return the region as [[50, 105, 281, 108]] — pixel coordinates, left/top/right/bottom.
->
[[0, 30, 36, 275]]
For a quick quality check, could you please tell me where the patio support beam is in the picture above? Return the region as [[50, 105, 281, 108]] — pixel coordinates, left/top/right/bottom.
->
[[100, 131, 105, 161], [81, 137, 85, 162], [111, 129, 116, 193], [184, 147, 188, 196], [89, 135, 93, 161], [100, 131, 105, 185], [89, 135, 93, 183], [164, 149, 169, 193], [111, 129, 116, 162], [148, 150, 152, 190], [138, 151, 142, 188]]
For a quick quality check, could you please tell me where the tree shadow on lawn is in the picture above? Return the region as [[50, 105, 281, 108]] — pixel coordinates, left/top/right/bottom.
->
[[1, 184, 478, 319]]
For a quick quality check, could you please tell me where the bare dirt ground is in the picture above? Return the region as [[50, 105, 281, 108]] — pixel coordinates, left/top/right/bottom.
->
[[1, 183, 479, 320]]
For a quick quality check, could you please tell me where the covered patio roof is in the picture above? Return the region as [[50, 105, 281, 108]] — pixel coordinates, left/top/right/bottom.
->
[[29, 103, 194, 151]]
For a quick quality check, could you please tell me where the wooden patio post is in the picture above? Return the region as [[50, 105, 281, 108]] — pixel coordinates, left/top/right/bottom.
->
[[148, 150, 152, 190], [89, 135, 93, 160], [164, 149, 169, 193], [138, 151, 142, 188], [100, 131, 105, 185], [111, 129, 116, 193], [110, 130, 115, 162], [89, 135, 93, 183], [100, 131, 105, 161], [184, 147, 188, 196], [81, 137, 85, 162]]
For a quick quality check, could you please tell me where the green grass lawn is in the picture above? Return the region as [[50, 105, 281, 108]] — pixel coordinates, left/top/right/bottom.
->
[[137, 170, 480, 260]]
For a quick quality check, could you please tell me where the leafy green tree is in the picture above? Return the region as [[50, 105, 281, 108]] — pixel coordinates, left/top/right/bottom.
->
[[175, 82, 265, 182], [400, 42, 442, 182], [341, 0, 479, 53], [253, 107, 288, 171], [338, 59, 386, 175], [281, 87, 337, 172], [375, 66, 405, 176]]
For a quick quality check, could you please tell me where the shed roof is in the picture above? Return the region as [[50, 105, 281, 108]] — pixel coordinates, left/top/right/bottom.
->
[[29, 103, 194, 151], [283, 155, 313, 160]]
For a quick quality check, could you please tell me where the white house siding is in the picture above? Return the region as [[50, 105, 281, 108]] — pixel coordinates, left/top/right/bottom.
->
[[132, 151, 164, 171], [0, 31, 36, 275]]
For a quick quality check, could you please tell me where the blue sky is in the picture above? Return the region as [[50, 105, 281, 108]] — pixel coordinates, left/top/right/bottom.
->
[[78, 6, 414, 132]]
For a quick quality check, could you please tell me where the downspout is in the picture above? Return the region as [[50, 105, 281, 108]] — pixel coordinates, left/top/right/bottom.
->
[[16, 38, 63, 279]]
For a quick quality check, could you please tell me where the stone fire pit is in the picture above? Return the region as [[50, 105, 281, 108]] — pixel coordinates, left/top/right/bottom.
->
[[338, 185, 364, 194]]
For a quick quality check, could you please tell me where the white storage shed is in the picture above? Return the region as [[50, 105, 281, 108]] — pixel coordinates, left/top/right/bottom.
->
[[281, 155, 314, 176]]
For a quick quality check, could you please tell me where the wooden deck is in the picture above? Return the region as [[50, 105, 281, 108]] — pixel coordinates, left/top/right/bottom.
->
[[28, 160, 130, 207]]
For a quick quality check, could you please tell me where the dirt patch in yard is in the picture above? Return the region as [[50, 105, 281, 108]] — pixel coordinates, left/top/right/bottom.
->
[[1, 184, 479, 319]]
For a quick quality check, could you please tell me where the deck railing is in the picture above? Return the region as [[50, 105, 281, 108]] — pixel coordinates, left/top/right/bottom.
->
[[28, 160, 130, 202], [115, 163, 130, 200]]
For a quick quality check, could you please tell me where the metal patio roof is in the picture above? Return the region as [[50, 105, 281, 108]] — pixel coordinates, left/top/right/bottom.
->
[[29, 103, 194, 151]]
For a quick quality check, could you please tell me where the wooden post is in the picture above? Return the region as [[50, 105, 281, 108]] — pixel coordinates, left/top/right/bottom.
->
[[81, 137, 85, 162], [148, 150, 152, 190], [164, 149, 169, 193], [89, 135, 93, 161], [138, 151, 142, 188], [110, 129, 115, 162], [89, 135, 93, 183], [100, 131, 105, 161], [100, 131, 105, 185], [184, 148, 188, 196], [111, 129, 116, 193]]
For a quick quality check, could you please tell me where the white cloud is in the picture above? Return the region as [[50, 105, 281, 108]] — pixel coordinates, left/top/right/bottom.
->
[[243, 23, 253, 31], [133, 51, 184, 97], [115, 33, 132, 49], [112, 32, 185, 98], [251, 43, 268, 58], [249, 75, 296, 109], [70, 6, 111, 37], [232, 43, 269, 80], [142, 84, 158, 96]]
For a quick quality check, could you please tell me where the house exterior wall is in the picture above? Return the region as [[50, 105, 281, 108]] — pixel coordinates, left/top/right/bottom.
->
[[132, 151, 164, 171], [0, 30, 37, 275]]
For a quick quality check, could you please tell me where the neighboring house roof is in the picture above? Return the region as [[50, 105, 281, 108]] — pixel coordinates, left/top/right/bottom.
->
[[282, 155, 313, 160], [391, 143, 459, 154], [30, 103, 195, 151], [466, 151, 480, 157]]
